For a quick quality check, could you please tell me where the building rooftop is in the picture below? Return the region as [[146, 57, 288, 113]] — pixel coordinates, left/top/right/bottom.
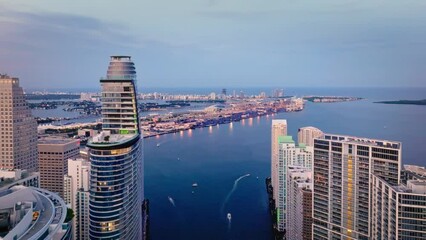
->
[[38, 136, 79, 145], [88, 131, 138, 147], [298, 126, 322, 131], [278, 135, 294, 144], [0, 186, 70, 240], [404, 164, 426, 178], [0, 74, 11, 79], [390, 180, 426, 195], [110, 56, 131, 61], [323, 134, 401, 149], [272, 119, 287, 124]]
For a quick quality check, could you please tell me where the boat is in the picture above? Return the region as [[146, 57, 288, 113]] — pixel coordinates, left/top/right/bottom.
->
[[192, 183, 198, 187], [157, 143, 160, 147], [227, 213, 231, 221]]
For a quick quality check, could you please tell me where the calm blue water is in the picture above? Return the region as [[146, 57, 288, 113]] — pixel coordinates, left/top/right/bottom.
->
[[145, 88, 426, 240], [30, 87, 426, 239]]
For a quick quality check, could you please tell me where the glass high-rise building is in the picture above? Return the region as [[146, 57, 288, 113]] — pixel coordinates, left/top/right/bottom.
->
[[312, 134, 401, 240], [88, 56, 143, 239]]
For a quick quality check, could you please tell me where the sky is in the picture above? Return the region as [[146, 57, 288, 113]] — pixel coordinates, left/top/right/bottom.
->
[[1, 0, 426, 90]]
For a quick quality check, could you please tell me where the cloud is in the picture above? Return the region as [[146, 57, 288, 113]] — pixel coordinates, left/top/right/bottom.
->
[[0, 9, 144, 89], [1, 1, 426, 89]]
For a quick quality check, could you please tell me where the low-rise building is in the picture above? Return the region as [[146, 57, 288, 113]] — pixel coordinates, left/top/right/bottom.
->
[[0, 169, 40, 190], [0, 184, 72, 239]]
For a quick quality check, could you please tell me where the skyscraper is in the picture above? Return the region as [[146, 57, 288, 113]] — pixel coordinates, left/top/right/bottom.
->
[[0, 74, 38, 171], [297, 126, 323, 147], [275, 135, 313, 233], [38, 136, 80, 198], [271, 119, 287, 204], [221, 88, 227, 96], [312, 134, 401, 240], [286, 166, 313, 240], [371, 175, 426, 239], [64, 158, 90, 240], [88, 56, 143, 239]]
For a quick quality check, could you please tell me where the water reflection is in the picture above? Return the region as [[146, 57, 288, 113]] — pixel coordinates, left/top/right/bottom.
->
[[209, 125, 213, 134], [248, 118, 253, 127]]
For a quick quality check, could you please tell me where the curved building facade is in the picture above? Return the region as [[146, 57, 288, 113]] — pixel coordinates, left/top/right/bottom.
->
[[88, 56, 143, 239]]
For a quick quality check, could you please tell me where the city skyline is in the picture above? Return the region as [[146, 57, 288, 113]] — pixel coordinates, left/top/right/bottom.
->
[[2, 1, 426, 89], [1, 1, 426, 240]]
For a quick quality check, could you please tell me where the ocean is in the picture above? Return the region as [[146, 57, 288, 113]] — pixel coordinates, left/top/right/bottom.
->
[[143, 88, 426, 240]]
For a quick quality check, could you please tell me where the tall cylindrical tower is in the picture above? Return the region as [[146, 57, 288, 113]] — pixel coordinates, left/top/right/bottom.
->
[[88, 56, 143, 239]]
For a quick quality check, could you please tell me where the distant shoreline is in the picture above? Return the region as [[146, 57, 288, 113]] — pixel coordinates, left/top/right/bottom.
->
[[374, 99, 426, 106], [303, 96, 363, 103]]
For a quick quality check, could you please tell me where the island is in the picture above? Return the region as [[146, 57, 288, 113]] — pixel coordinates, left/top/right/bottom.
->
[[303, 96, 363, 103], [374, 99, 426, 106]]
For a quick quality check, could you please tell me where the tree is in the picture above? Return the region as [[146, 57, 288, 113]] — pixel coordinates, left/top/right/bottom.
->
[[65, 208, 75, 222]]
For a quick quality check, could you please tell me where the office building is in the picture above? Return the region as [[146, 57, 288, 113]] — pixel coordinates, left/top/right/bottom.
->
[[371, 174, 426, 239], [286, 166, 313, 240], [88, 56, 143, 239], [0, 182, 72, 239], [312, 134, 401, 240], [297, 126, 323, 147], [275, 135, 313, 232], [38, 137, 80, 197], [64, 158, 90, 240], [271, 119, 287, 203], [0, 74, 38, 171]]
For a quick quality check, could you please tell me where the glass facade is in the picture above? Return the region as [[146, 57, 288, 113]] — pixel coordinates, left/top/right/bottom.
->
[[88, 56, 143, 240]]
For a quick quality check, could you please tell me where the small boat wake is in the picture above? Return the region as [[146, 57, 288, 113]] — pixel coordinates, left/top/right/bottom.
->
[[168, 196, 176, 207], [157, 140, 171, 148], [227, 213, 232, 230], [220, 174, 250, 216]]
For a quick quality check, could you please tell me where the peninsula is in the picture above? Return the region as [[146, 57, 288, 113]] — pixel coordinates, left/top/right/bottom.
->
[[303, 96, 362, 103], [374, 99, 426, 106]]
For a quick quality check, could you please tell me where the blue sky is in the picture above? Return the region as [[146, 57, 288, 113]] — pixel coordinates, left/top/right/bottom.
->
[[1, 0, 426, 89]]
